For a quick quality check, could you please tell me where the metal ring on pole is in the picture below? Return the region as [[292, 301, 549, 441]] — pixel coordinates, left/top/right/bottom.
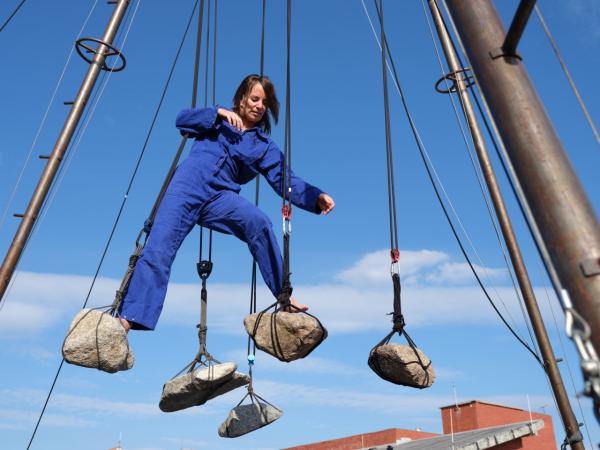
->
[[434, 67, 474, 94], [75, 37, 126, 72]]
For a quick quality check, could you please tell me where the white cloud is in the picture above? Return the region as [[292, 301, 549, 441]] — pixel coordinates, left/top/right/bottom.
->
[[0, 249, 554, 339], [254, 379, 456, 415], [336, 249, 448, 285], [0, 407, 96, 429]]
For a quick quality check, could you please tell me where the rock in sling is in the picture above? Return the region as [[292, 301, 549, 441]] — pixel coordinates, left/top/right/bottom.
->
[[244, 312, 327, 361], [62, 309, 133, 373], [368, 343, 435, 388], [218, 402, 282, 438], [159, 362, 239, 412]]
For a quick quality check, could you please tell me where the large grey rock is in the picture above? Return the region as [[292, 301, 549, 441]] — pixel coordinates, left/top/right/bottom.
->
[[244, 312, 327, 362], [368, 343, 435, 388], [218, 402, 283, 438], [62, 309, 133, 373], [159, 362, 242, 412]]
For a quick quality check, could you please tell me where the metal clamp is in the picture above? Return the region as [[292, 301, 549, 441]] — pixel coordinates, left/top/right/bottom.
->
[[564, 292, 600, 421], [197, 260, 213, 280], [76, 37, 126, 72], [434, 67, 475, 94]]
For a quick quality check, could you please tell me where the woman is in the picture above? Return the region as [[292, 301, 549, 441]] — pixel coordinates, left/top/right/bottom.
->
[[118, 74, 335, 331]]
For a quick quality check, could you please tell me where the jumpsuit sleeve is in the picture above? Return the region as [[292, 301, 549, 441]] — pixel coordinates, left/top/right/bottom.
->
[[175, 105, 220, 137], [257, 141, 324, 214]]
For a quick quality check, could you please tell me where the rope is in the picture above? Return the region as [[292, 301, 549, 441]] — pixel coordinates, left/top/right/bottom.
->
[[362, 0, 542, 365], [246, 0, 268, 379], [195, 0, 217, 362], [278, 0, 293, 306], [534, 5, 599, 146], [0, 0, 27, 33], [377, 0, 399, 259], [375, 0, 403, 336]]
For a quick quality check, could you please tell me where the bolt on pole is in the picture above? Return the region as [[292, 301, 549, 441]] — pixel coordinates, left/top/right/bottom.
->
[[0, 0, 131, 301], [427, 1, 584, 447]]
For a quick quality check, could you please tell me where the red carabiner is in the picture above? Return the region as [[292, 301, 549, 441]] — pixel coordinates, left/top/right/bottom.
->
[[390, 248, 400, 263]]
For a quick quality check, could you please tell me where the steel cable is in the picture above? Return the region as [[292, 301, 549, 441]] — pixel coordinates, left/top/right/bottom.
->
[[0, 0, 27, 33]]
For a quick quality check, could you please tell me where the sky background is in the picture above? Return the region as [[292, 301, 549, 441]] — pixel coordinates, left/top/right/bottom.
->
[[0, 0, 599, 449]]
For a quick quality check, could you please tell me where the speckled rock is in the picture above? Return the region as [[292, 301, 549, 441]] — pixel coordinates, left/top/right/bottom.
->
[[159, 363, 246, 412], [244, 312, 327, 362], [218, 402, 283, 438], [368, 343, 435, 388], [62, 309, 133, 373]]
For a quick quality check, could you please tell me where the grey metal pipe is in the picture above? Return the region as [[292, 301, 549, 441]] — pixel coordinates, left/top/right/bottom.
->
[[0, 0, 131, 300], [427, 2, 584, 447], [445, 0, 600, 367]]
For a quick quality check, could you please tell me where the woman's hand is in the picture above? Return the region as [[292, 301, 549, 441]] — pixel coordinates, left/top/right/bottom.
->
[[217, 107, 244, 130], [318, 193, 335, 215]]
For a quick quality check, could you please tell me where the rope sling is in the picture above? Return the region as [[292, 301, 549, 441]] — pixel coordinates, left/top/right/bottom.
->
[[366, 0, 434, 389], [244, 0, 327, 365]]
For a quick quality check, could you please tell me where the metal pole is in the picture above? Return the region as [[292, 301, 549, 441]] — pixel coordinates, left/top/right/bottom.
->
[[427, 2, 584, 447], [0, 0, 131, 300], [444, 0, 600, 374]]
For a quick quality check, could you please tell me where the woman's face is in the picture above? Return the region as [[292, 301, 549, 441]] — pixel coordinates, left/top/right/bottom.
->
[[239, 82, 267, 126]]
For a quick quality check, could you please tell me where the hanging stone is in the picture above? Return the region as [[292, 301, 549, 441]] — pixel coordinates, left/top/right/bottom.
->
[[62, 308, 133, 373], [218, 402, 283, 438], [244, 312, 327, 362], [368, 343, 435, 388], [159, 362, 249, 412]]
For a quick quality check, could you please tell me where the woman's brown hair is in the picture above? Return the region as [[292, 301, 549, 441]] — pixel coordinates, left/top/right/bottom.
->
[[232, 74, 279, 135]]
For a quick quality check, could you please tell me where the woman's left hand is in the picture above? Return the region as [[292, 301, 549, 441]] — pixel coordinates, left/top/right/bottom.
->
[[318, 193, 335, 215]]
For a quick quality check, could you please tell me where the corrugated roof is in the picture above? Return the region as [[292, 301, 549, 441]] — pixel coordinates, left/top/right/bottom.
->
[[367, 419, 544, 450]]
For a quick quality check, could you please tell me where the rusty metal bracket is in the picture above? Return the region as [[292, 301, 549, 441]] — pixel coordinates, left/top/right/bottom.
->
[[489, 47, 522, 61], [580, 257, 600, 278]]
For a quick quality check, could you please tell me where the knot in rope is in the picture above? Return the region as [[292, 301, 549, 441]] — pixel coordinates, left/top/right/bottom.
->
[[277, 278, 293, 307], [392, 313, 405, 333], [128, 253, 139, 268], [143, 218, 153, 235]]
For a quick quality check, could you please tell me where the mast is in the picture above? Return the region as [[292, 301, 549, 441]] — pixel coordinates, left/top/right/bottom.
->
[[0, 0, 131, 301], [426, 1, 584, 446]]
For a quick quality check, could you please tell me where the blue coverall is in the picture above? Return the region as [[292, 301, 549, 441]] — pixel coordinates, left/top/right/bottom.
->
[[119, 106, 324, 330]]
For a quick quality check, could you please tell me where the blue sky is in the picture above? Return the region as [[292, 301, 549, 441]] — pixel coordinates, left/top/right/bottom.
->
[[0, 1, 599, 449]]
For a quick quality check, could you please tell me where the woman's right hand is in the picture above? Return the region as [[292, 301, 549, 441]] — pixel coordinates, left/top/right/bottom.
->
[[217, 107, 244, 130]]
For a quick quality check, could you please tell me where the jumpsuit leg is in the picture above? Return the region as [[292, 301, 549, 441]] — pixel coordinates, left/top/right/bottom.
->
[[198, 190, 284, 298], [119, 192, 202, 330]]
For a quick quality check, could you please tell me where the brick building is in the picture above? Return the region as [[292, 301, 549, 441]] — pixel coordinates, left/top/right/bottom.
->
[[284, 400, 555, 450]]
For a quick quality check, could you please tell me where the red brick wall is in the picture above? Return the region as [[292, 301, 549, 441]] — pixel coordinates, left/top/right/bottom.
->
[[283, 428, 438, 450], [440, 401, 556, 450]]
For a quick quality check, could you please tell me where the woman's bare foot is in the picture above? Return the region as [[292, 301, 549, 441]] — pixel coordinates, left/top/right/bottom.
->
[[120, 318, 132, 333], [289, 297, 309, 312]]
